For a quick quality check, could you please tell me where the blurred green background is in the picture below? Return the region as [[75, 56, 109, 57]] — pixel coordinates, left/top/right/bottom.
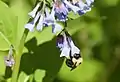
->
[[0, 0, 120, 82]]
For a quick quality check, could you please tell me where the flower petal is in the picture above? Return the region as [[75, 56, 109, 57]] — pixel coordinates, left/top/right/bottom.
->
[[36, 14, 44, 31], [52, 23, 63, 34], [60, 47, 70, 57], [70, 41, 80, 56], [77, 0, 88, 10], [28, 2, 40, 18], [45, 7, 50, 17], [4, 56, 15, 67], [25, 12, 40, 32], [86, 0, 94, 6], [63, 0, 80, 14], [43, 7, 55, 26], [24, 21, 35, 32]]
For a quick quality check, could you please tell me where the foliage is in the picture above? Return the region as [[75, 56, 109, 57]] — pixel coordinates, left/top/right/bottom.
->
[[0, 0, 120, 82]]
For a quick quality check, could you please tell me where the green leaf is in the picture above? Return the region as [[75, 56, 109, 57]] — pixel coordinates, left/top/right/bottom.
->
[[0, 1, 17, 50]]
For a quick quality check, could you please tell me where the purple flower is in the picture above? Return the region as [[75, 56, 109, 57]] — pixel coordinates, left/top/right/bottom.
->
[[4, 45, 15, 67], [25, 12, 41, 32], [63, 0, 80, 14], [52, 23, 63, 34], [85, 0, 94, 6], [36, 14, 44, 31], [43, 7, 63, 34], [69, 0, 94, 15], [28, 2, 41, 18], [57, 31, 80, 58], [54, 2, 68, 21], [75, 0, 89, 10], [43, 7, 55, 26], [4, 56, 15, 67]]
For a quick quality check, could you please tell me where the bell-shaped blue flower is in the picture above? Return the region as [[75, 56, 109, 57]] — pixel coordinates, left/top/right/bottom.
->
[[44, 6, 63, 33], [57, 31, 80, 58], [63, 0, 80, 14], [43, 7, 55, 26], [28, 2, 41, 18], [36, 14, 44, 31], [86, 0, 94, 6], [4, 56, 15, 67], [54, 2, 68, 21], [52, 23, 63, 34], [25, 12, 41, 32]]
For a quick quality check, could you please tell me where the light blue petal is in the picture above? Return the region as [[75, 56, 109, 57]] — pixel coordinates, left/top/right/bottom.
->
[[25, 12, 40, 32], [60, 47, 70, 57], [45, 7, 50, 17], [70, 40, 80, 56], [24, 22, 35, 32], [78, 0, 88, 10], [86, 0, 94, 6], [64, 0, 80, 14], [43, 7, 55, 26], [28, 2, 41, 18], [4, 56, 15, 67], [36, 14, 44, 31], [52, 23, 63, 34]]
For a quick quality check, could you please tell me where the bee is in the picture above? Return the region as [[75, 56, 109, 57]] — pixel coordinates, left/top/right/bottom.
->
[[66, 52, 83, 71]]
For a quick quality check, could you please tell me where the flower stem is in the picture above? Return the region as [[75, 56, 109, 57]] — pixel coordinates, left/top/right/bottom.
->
[[11, 29, 29, 82]]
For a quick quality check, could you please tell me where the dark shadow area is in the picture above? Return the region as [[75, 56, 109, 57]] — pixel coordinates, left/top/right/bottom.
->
[[108, 59, 120, 82], [4, 66, 12, 79], [92, 43, 103, 61], [19, 37, 64, 82]]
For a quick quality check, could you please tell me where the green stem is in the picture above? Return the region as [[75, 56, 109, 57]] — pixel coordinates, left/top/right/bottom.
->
[[11, 29, 29, 82]]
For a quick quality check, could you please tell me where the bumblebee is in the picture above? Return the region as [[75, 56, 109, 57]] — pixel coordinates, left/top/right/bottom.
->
[[66, 52, 83, 71]]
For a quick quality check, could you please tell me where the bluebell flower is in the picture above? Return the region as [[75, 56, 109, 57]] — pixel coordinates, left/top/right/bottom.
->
[[77, 9, 86, 15], [63, 0, 80, 14], [69, 0, 94, 15], [43, 6, 63, 33], [54, 1, 68, 21], [36, 14, 44, 31], [25, 12, 41, 32], [57, 31, 80, 58], [52, 23, 63, 34], [75, 0, 90, 10], [28, 2, 41, 18], [4, 56, 15, 67], [57, 31, 82, 70], [85, 0, 94, 7], [43, 7, 55, 26]]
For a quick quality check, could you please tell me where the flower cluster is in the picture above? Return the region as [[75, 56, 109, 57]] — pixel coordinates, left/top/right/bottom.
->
[[56, 29, 83, 70], [24, 0, 94, 70], [25, 0, 94, 33]]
